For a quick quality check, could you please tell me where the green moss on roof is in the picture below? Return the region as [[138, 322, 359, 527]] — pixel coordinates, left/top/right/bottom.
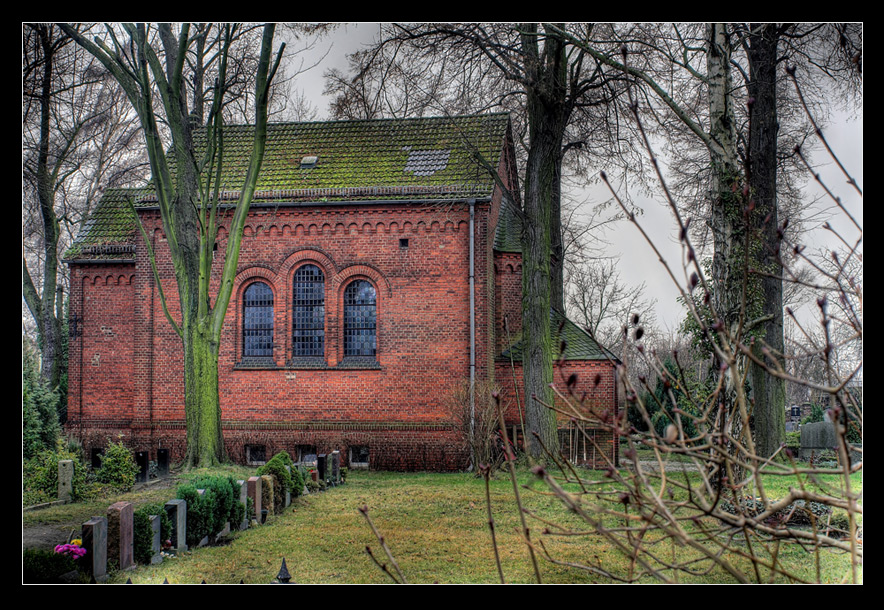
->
[[63, 187, 152, 261], [68, 114, 510, 261], [493, 199, 522, 253], [161, 113, 511, 203], [500, 309, 619, 362]]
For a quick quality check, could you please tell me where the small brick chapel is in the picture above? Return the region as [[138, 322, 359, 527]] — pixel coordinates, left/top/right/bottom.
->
[[64, 113, 619, 470]]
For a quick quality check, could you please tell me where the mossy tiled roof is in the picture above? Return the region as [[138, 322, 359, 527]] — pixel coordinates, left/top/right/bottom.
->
[[165, 113, 510, 203], [493, 199, 522, 253], [63, 187, 152, 261], [500, 309, 619, 362], [66, 114, 510, 261]]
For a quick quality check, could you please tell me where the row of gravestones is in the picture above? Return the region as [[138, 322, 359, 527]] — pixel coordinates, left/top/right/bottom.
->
[[311, 451, 343, 488], [75, 451, 344, 583]]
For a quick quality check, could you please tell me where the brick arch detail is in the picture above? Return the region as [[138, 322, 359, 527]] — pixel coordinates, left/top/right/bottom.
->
[[233, 267, 281, 365], [331, 263, 391, 298]]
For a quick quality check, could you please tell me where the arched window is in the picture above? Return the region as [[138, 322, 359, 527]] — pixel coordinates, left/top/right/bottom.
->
[[243, 282, 274, 358], [344, 280, 377, 357], [293, 264, 325, 357]]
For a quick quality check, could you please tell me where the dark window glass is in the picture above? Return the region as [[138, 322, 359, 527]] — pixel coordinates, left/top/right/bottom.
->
[[293, 264, 325, 357], [344, 280, 376, 357], [243, 282, 274, 357]]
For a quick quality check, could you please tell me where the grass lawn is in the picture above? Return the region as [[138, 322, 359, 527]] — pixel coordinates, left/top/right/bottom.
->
[[68, 466, 860, 584]]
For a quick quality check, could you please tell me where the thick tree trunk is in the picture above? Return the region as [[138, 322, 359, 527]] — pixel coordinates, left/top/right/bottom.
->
[[519, 25, 570, 459], [522, 145, 557, 456], [182, 321, 227, 467], [747, 24, 786, 458]]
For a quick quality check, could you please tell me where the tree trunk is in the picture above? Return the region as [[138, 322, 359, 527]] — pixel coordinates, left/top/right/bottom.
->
[[182, 321, 227, 467], [747, 24, 786, 459], [33, 24, 63, 390], [519, 25, 570, 459], [707, 23, 747, 488]]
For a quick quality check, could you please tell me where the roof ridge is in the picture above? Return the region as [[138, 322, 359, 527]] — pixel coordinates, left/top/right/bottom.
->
[[201, 112, 510, 131]]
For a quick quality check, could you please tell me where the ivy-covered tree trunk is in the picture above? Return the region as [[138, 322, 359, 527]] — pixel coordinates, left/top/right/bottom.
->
[[182, 322, 226, 465], [746, 24, 786, 459], [707, 23, 748, 486]]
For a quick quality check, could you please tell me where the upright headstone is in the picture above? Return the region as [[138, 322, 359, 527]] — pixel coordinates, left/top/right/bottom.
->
[[107, 502, 134, 570], [237, 480, 249, 530], [135, 451, 149, 484], [284, 465, 292, 507], [800, 421, 838, 461], [164, 499, 188, 553], [260, 474, 275, 517], [247, 476, 262, 525], [330, 450, 341, 485], [156, 449, 170, 477], [317, 454, 327, 483], [149, 514, 163, 564], [81, 516, 107, 583], [58, 459, 73, 502]]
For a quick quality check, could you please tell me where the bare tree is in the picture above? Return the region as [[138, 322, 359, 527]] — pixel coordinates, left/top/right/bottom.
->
[[62, 22, 284, 467], [23, 23, 148, 391]]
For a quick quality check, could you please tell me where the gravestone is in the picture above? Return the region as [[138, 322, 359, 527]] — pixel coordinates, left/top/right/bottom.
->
[[156, 449, 170, 477], [330, 450, 341, 485], [247, 477, 262, 525], [164, 499, 188, 553], [81, 516, 107, 582], [107, 502, 134, 570], [237, 480, 249, 530], [135, 451, 149, 483], [260, 475, 275, 517], [800, 422, 838, 461], [149, 514, 163, 564], [317, 454, 327, 483], [284, 465, 292, 507], [58, 459, 73, 502]]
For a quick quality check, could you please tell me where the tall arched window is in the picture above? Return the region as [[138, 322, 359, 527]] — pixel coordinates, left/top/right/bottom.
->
[[344, 280, 377, 357], [243, 282, 274, 358], [293, 264, 325, 357]]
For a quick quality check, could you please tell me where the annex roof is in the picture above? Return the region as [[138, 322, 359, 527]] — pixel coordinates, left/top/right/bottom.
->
[[500, 309, 620, 362]]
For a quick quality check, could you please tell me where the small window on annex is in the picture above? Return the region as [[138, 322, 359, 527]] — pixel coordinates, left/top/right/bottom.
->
[[243, 282, 274, 358], [293, 264, 325, 357], [344, 280, 377, 357]]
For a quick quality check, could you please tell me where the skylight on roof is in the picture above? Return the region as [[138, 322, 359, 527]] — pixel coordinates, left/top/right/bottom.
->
[[403, 149, 450, 177], [300, 155, 319, 169]]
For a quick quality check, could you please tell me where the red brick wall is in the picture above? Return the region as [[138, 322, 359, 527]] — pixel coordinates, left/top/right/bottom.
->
[[70, 201, 498, 469], [494, 343, 620, 469], [67, 266, 136, 426]]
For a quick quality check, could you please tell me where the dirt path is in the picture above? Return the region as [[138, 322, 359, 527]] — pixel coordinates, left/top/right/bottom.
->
[[22, 477, 178, 551]]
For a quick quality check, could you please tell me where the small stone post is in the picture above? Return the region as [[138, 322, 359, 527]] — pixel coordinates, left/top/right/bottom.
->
[[58, 459, 73, 502]]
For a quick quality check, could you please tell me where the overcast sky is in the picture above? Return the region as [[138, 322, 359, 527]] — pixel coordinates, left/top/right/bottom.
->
[[287, 23, 863, 334]]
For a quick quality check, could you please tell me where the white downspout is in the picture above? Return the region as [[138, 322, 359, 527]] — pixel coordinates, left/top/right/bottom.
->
[[469, 198, 476, 460]]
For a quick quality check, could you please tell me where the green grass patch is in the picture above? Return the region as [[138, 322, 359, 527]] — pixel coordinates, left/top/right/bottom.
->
[[93, 468, 859, 584]]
